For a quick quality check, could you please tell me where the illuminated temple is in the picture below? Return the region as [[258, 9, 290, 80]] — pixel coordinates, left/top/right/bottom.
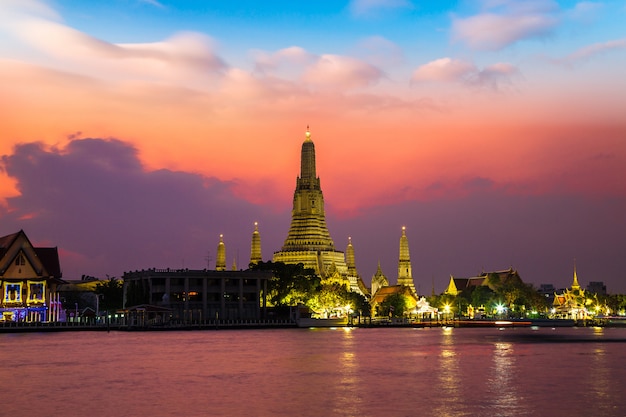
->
[[273, 128, 368, 295]]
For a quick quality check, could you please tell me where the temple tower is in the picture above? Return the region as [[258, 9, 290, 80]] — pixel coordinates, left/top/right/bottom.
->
[[371, 262, 389, 297], [273, 127, 348, 278], [571, 262, 581, 290], [216, 234, 226, 271], [345, 237, 368, 295], [397, 226, 416, 294], [249, 222, 262, 266], [346, 237, 357, 276]]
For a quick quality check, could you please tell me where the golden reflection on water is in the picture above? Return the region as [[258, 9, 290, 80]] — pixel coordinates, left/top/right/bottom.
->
[[434, 327, 462, 417], [488, 341, 518, 416], [331, 327, 362, 416]]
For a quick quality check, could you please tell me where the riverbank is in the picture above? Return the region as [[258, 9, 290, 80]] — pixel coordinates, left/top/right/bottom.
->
[[2, 317, 625, 333]]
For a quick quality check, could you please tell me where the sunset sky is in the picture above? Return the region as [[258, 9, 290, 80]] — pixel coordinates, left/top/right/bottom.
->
[[1, 0, 625, 293]]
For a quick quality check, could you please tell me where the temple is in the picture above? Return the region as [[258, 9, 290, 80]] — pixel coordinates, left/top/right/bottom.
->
[[397, 226, 416, 294], [273, 128, 367, 295], [553, 264, 588, 319], [249, 222, 262, 266]]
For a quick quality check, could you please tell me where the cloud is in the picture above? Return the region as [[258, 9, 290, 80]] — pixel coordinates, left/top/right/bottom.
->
[[411, 58, 476, 82], [1, 2, 226, 84], [349, 0, 412, 17], [252, 46, 316, 74], [0, 138, 285, 279], [302, 54, 384, 89], [353, 36, 405, 66], [556, 38, 626, 66], [138, 0, 166, 9], [567, 1, 603, 23], [411, 57, 519, 90], [451, 0, 560, 50]]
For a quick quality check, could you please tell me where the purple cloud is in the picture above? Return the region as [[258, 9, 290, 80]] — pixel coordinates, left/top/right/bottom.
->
[[2, 137, 625, 295], [0, 138, 287, 279]]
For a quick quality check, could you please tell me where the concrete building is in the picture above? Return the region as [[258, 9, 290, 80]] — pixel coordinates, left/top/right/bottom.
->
[[122, 268, 273, 321]]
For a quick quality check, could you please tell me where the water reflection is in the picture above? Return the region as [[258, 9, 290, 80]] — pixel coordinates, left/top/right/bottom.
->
[[487, 342, 520, 416], [588, 332, 614, 416], [434, 327, 463, 417], [2, 328, 626, 417]]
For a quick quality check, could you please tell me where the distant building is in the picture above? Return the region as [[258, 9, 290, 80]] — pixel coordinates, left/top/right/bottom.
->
[[553, 266, 588, 320], [0, 230, 63, 322], [370, 285, 418, 316], [586, 281, 607, 296], [444, 267, 523, 296], [370, 262, 389, 298], [122, 268, 273, 321], [538, 283, 556, 304]]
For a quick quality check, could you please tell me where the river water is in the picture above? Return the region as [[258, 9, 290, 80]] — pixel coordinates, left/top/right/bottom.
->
[[1, 326, 625, 417]]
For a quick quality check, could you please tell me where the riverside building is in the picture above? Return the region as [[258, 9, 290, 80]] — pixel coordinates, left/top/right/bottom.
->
[[0, 230, 63, 322]]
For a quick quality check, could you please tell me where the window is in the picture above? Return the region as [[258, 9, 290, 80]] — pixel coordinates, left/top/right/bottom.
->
[[28, 281, 46, 303], [4, 283, 22, 303], [15, 253, 25, 266]]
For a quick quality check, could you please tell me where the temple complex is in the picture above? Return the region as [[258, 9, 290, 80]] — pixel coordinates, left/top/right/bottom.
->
[[553, 265, 588, 319], [273, 128, 367, 295]]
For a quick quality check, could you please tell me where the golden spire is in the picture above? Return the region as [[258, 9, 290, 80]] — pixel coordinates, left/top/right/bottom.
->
[[249, 221, 262, 266], [398, 226, 415, 294], [571, 260, 580, 290], [346, 236, 356, 275], [216, 234, 226, 271]]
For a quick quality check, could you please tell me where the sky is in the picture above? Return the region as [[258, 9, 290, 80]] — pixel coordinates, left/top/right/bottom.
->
[[1, 0, 625, 293]]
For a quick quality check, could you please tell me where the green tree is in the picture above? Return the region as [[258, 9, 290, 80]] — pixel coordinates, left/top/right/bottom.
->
[[347, 291, 371, 317], [378, 293, 407, 318], [251, 261, 320, 306], [471, 285, 495, 308], [95, 278, 124, 311]]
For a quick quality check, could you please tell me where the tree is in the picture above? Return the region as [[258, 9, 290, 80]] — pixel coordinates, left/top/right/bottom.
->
[[471, 285, 495, 308], [95, 278, 124, 311], [347, 291, 371, 317], [251, 261, 320, 306], [378, 293, 407, 318]]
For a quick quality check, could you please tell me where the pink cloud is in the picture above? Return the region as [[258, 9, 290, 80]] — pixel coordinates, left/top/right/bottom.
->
[[302, 54, 384, 88], [411, 58, 519, 90], [353, 36, 405, 66], [411, 58, 476, 82], [2, 4, 226, 84], [252, 46, 315, 73], [452, 1, 560, 50], [557, 38, 626, 66]]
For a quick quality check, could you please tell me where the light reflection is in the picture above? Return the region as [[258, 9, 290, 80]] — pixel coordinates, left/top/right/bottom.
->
[[488, 342, 518, 416], [331, 326, 361, 416], [433, 327, 462, 416], [588, 344, 614, 414]]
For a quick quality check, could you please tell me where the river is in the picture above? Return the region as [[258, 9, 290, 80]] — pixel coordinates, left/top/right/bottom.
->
[[1, 326, 625, 416]]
